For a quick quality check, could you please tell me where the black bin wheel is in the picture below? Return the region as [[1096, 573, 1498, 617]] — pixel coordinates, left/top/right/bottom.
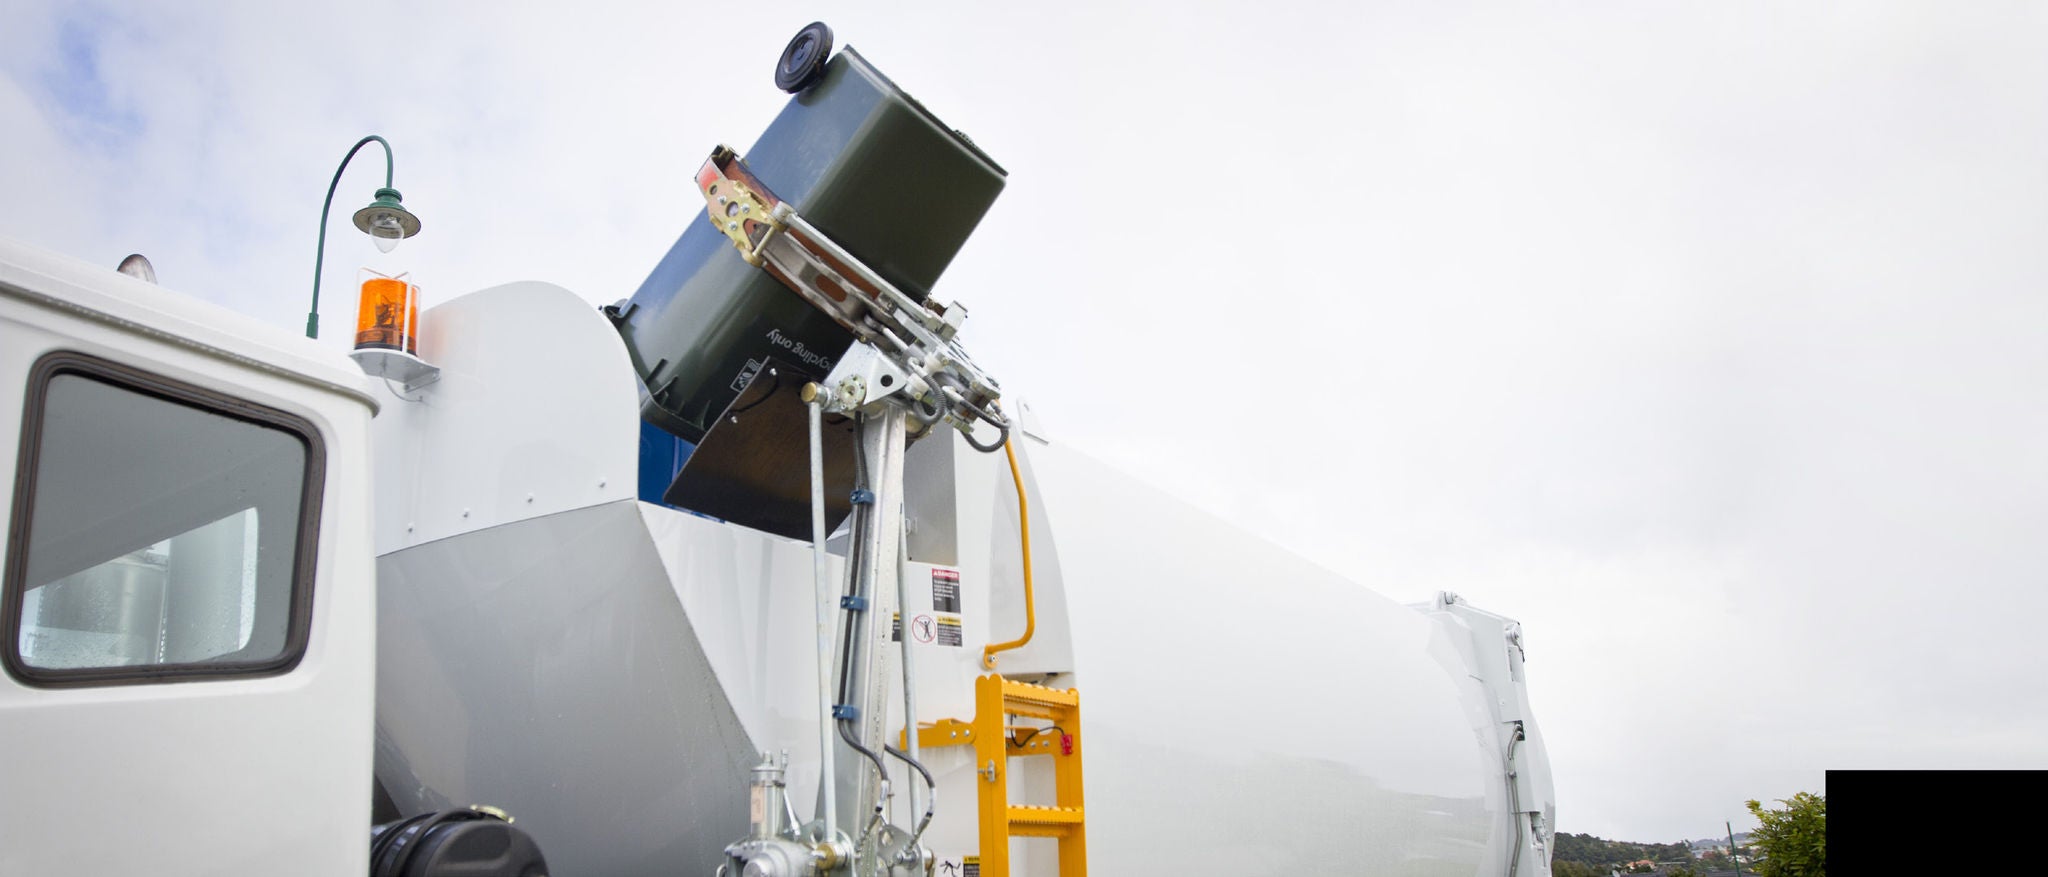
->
[[775, 21, 834, 93]]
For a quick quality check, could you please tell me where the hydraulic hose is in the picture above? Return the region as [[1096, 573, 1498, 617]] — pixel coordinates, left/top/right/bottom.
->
[[962, 421, 1007, 454], [836, 718, 888, 796], [981, 437, 1036, 670]]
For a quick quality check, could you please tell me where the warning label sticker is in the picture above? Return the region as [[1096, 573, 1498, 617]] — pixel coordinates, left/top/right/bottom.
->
[[934, 855, 978, 877], [730, 357, 765, 393], [932, 568, 961, 613], [898, 613, 948, 646]]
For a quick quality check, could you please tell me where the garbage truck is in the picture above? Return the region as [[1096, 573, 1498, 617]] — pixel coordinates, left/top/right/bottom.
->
[[0, 23, 1554, 877]]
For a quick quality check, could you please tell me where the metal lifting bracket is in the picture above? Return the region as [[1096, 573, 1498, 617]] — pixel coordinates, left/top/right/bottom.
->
[[697, 145, 1006, 438]]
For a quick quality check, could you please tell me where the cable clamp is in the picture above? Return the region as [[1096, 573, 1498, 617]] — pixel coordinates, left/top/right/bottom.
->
[[850, 488, 876, 505], [832, 704, 859, 720], [839, 595, 868, 611]]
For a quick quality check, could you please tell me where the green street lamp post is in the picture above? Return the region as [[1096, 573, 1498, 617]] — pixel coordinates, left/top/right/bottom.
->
[[309, 134, 422, 339]]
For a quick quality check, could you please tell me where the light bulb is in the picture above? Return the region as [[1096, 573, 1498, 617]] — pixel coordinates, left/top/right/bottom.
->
[[368, 211, 405, 253]]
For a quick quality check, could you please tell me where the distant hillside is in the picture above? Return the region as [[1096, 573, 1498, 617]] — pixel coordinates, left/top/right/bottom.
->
[[1553, 833, 1693, 871]]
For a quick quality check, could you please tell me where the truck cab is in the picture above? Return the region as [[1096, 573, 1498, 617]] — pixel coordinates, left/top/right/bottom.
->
[[0, 239, 378, 876]]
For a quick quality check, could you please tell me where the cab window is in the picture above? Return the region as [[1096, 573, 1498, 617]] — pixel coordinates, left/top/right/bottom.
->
[[4, 353, 322, 685]]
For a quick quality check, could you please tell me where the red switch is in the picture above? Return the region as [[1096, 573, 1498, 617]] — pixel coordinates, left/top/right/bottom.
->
[[1060, 733, 1074, 756]]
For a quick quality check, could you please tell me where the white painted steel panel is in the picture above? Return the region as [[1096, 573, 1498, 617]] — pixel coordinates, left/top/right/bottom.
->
[[367, 281, 640, 555], [375, 501, 756, 877], [1026, 440, 1510, 876]]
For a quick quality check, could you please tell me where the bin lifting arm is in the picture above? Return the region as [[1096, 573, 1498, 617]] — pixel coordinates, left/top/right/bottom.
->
[[697, 145, 1007, 437]]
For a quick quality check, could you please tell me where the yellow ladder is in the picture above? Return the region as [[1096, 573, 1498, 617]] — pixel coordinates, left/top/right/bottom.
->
[[906, 674, 1087, 876]]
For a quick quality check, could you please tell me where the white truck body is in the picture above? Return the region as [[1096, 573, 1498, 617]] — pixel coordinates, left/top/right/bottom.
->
[[0, 237, 1554, 876]]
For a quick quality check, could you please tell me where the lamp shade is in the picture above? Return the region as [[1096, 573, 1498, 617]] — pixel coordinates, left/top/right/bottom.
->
[[353, 187, 422, 252]]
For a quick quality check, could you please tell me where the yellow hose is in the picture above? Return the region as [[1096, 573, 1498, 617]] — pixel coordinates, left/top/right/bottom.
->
[[981, 437, 1034, 670]]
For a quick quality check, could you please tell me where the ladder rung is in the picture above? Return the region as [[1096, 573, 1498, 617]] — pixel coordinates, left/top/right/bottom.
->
[[1006, 805, 1084, 837], [1000, 679, 1080, 708], [1002, 702, 1067, 721], [967, 674, 1088, 872]]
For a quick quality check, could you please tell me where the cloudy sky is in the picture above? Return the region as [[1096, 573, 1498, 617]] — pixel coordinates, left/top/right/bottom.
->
[[5, 0, 2043, 844]]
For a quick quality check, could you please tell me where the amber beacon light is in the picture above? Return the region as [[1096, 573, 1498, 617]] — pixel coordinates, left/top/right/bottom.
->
[[355, 269, 420, 354]]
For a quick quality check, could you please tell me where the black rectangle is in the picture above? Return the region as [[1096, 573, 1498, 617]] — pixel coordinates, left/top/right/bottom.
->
[[661, 359, 857, 542]]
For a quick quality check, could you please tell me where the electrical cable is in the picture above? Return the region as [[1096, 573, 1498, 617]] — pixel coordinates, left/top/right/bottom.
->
[[1006, 725, 1067, 750], [723, 368, 782, 418]]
